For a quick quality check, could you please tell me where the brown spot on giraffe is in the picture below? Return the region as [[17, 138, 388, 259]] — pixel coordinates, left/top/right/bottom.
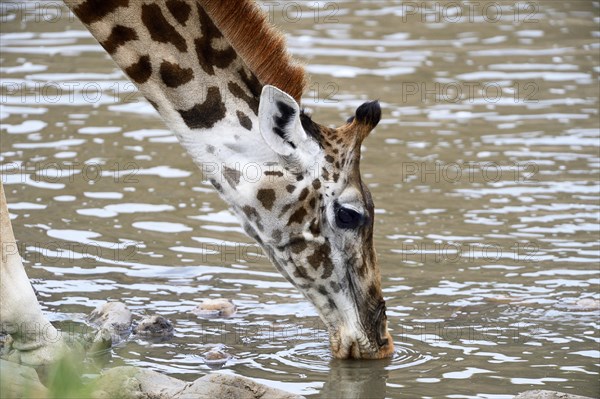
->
[[256, 188, 276, 211], [166, 0, 191, 25], [293, 265, 314, 282], [125, 55, 152, 84], [222, 166, 241, 188], [242, 205, 263, 231], [228, 82, 259, 115], [285, 185, 295, 193], [197, 3, 223, 39], [309, 219, 320, 235], [159, 60, 193, 88], [209, 179, 222, 193], [287, 207, 307, 225], [194, 5, 236, 75], [317, 285, 328, 296], [177, 86, 226, 129], [236, 110, 253, 131], [297, 187, 309, 202], [72, 0, 129, 25], [327, 297, 337, 310], [141, 4, 187, 52], [330, 281, 341, 293], [290, 240, 307, 254], [279, 203, 292, 218], [239, 68, 262, 98], [306, 242, 334, 279], [265, 170, 284, 178], [101, 25, 138, 54], [194, 41, 235, 76]]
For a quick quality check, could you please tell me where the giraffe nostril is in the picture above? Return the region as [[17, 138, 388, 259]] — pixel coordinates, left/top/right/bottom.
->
[[375, 326, 388, 347], [374, 300, 389, 347]]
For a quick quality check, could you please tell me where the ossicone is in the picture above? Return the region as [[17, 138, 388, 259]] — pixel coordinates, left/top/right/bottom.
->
[[354, 100, 381, 129]]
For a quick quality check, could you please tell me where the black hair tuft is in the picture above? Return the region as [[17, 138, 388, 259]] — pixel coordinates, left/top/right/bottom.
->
[[354, 100, 381, 128]]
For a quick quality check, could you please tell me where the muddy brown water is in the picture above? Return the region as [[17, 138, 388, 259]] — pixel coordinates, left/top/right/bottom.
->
[[1, 1, 599, 398]]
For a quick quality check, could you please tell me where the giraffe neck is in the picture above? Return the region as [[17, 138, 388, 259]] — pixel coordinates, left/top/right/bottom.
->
[[64, 0, 292, 172]]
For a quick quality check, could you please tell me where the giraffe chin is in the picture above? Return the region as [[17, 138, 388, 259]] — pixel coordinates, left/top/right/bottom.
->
[[329, 328, 395, 360]]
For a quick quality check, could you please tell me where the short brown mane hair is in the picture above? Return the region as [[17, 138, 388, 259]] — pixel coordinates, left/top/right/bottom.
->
[[198, 0, 307, 104]]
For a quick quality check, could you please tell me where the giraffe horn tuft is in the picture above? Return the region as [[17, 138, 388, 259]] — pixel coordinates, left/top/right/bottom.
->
[[354, 100, 381, 130]]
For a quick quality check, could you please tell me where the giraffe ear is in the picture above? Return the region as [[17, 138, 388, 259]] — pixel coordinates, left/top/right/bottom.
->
[[258, 85, 314, 158]]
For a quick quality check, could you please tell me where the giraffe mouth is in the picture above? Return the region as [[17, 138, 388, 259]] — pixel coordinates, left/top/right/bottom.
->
[[330, 329, 394, 360], [328, 300, 394, 360]]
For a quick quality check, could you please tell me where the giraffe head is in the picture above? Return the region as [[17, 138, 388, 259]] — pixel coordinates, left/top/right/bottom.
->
[[235, 86, 394, 359]]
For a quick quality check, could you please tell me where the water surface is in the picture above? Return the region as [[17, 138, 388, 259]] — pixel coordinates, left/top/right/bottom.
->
[[1, 1, 599, 398]]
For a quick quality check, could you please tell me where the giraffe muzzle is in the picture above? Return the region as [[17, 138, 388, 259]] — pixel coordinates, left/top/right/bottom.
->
[[329, 300, 395, 360]]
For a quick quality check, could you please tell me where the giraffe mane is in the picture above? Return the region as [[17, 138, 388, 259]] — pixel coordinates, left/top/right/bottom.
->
[[198, 0, 308, 104]]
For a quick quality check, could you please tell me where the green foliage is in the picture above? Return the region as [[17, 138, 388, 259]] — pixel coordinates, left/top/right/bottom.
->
[[0, 354, 100, 399], [44, 354, 95, 399]]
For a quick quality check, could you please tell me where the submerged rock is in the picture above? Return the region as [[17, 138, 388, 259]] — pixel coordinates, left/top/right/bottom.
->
[[92, 365, 304, 399], [515, 390, 595, 399], [193, 298, 237, 318], [133, 315, 174, 339], [0, 333, 13, 351], [486, 294, 524, 304], [92, 366, 186, 399], [1, 360, 304, 399], [0, 359, 47, 399], [180, 373, 303, 399], [203, 348, 232, 367], [88, 328, 112, 356], [88, 301, 132, 344]]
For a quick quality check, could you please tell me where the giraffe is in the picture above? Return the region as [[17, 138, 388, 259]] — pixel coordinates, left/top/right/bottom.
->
[[1, 182, 71, 365], [1, 0, 394, 360]]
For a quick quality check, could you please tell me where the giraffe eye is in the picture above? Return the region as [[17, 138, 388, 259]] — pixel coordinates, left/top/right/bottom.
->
[[335, 206, 364, 229]]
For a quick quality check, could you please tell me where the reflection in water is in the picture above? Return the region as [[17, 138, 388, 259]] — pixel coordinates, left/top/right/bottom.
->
[[321, 359, 389, 399]]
